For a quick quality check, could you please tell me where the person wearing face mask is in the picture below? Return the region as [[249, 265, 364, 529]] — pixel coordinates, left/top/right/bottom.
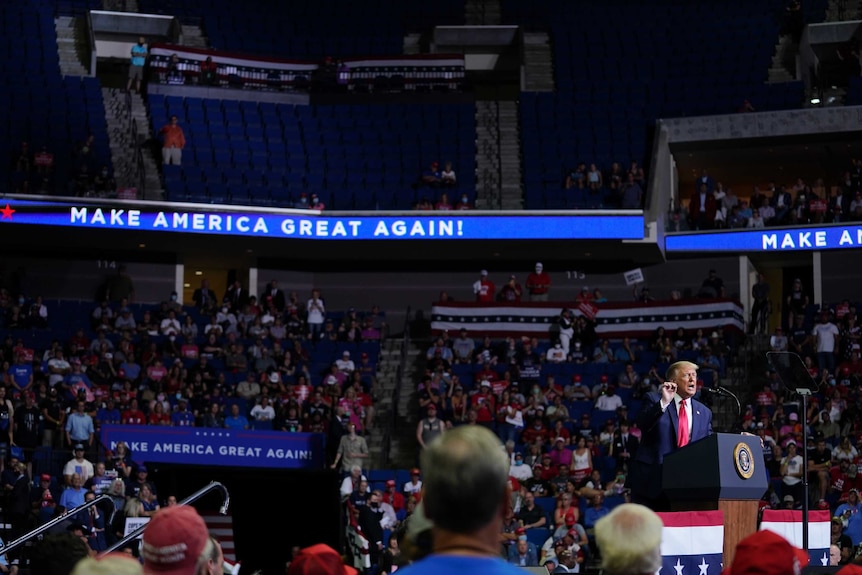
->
[[359, 490, 386, 569], [509, 452, 532, 481], [455, 193, 472, 209]]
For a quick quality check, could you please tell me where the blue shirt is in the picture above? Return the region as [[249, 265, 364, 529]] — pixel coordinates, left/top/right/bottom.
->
[[398, 554, 530, 575], [224, 415, 249, 430], [130, 43, 147, 66], [65, 412, 95, 441], [171, 411, 195, 426], [59, 486, 86, 512], [96, 407, 121, 426], [119, 362, 141, 381], [7, 363, 32, 389]]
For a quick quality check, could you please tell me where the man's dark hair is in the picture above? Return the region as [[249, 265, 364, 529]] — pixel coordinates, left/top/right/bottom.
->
[[30, 532, 89, 575]]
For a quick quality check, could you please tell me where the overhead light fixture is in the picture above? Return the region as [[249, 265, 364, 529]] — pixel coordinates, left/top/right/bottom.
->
[[195, 270, 203, 276], [810, 97, 821, 104], [183, 283, 191, 288]]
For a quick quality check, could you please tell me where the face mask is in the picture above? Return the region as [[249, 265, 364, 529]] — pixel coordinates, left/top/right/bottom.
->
[[169, 335, 175, 342], [461, 196, 468, 203], [18, 298, 24, 305], [222, 307, 228, 313], [515, 460, 523, 466], [370, 502, 379, 509], [171, 294, 177, 301]]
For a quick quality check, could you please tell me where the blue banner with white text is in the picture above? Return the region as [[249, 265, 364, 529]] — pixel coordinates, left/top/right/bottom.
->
[[100, 425, 326, 470], [0, 198, 644, 241], [666, 224, 862, 253]]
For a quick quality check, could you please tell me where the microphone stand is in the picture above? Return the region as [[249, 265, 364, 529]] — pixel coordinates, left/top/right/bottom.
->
[[766, 351, 816, 553], [799, 388, 811, 551]]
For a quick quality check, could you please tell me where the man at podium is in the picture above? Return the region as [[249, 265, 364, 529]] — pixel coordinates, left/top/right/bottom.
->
[[627, 361, 713, 511]]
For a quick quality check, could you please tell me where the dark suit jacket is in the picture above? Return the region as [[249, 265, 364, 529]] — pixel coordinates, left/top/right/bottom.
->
[[358, 505, 384, 551], [627, 391, 712, 502], [191, 288, 216, 309], [261, 287, 286, 311], [688, 191, 717, 224], [225, 286, 248, 310], [611, 431, 640, 466]]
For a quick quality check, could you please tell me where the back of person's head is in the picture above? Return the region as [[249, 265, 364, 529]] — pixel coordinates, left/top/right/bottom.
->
[[595, 503, 663, 575], [30, 532, 90, 575], [141, 505, 210, 575], [421, 425, 509, 533], [71, 553, 143, 575], [288, 543, 357, 575]]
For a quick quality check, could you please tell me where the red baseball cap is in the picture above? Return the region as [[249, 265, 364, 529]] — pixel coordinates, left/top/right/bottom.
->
[[288, 544, 358, 575], [723, 530, 808, 575], [572, 375, 581, 382], [600, 375, 608, 382], [385, 480, 395, 487], [142, 506, 209, 575], [411, 468, 420, 475]]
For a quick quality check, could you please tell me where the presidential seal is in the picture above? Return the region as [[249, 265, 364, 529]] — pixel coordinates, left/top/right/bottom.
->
[[734, 442, 754, 479]]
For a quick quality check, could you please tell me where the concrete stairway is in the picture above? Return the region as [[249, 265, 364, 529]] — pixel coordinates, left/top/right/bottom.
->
[[387, 341, 427, 470], [474, 100, 501, 209], [465, 0, 502, 25], [365, 338, 407, 468], [55, 16, 89, 76], [403, 33, 422, 55], [825, 0, 862, 21], [103, 88, 139, 190], [523, 32, 555, 91], [102, 0, 139, 10], [103, 89, 164, 199], [474, 100, 523, 210], [497, 100, 523, 210], [180, 24, 209, 49], [767, 35, 797, 84]]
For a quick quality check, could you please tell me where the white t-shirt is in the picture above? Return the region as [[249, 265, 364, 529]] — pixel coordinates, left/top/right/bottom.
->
[[403, 479, 423, 497], [782, 454, 803, 485], [812, 322, 839, 353], [63, 458, 95, 484], [307, 298, 325, 325], [250, 404, 275, 421]]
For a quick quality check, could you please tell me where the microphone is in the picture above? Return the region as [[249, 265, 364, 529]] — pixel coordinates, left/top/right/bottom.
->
[[702, 386, 741, 415]]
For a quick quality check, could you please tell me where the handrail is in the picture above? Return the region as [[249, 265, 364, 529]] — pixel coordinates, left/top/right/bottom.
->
[[494, 101, 503, 209], [103, 480, 230, 554], [0, 494, 115, 556], [381, 306, 411, 467], [131, 117, 146, 198]]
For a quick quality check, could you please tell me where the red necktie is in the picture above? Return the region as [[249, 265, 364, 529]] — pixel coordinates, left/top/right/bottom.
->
[[678, 399, 690, 447]]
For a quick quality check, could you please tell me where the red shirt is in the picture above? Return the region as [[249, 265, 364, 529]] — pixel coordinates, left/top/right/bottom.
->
[[382, 490, 404, 512], [122, 410, 146, 425], [475, 279, 495, 302], [525, 272, 551, 295], [148, 412, 170, 426]]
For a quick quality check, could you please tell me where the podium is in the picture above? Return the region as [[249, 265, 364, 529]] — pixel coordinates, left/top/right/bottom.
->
[[662, 433, 766, 565]]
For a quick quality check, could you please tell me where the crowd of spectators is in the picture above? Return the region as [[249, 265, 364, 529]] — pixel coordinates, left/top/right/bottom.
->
[[563, 160, 646, 209], [396, 324, 729, 570], [9, 136, 116, 199], [672, 160, 862, 231], [0, 279, 386, 565], [412, 161, 471, 211]]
